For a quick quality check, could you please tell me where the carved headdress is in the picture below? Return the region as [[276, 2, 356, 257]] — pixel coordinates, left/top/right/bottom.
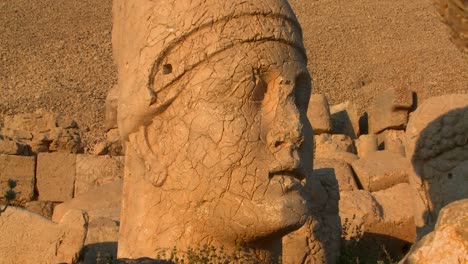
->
[[113, 0, 306, 139]]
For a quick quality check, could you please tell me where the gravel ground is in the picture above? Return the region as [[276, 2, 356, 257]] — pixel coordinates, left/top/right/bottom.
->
[[1, 0, 467, 150]]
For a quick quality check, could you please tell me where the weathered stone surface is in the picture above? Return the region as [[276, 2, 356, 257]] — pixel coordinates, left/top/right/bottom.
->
[[315, 133, 356, 155], [351, 151, 410, 192], [330, 101, 360, 139], [114, 1, 314, 260], [0, 137, 30, 155], [378, 129, 406, 156], [355, 134, 378, 158], [405, 94, 468, 232], [75, 155, 124, 196], [0, 207, 87, 264], [315, 150, 359, 165], [314, 158, 357, 192], [105, 85, 119, 131], [401, 199, 468, 264], [284, 163, 341, 264], [106, 128, 125, 156], [370, 183, 418, 257], [24, 201, 55, 219], [368, 87, 412, 134], [53, 180, 122, 223], [308, 94, 332, 135], [83, 217, 119, 264], [2, 110, 83, 154], [0, 154, 35, 204], [339, 190, 383, 240], [36, 153, 76, 202]]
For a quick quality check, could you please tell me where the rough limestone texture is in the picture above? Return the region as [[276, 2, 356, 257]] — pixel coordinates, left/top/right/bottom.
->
[[315, 134, 356, 155], [36, 152, 76, 202], [0, 137, 30, 155], [114, 0, 314, 261], [315, 150, 359, 166], [75, 155, 124, 196], [53, 180, 122, 223], [105, 85, 119, 131], [352, 151, 410, 192], [314, 158, 357, 192], [0, 207, 87, 264], [83, 217, 120, 264], [355, 134, 378, 158], [370, 183, 418, 259], [378, 129, 406, 156], [330, 101, 360, 139], [0, 154, 35, 204], [401, 199, 468, 264], [1, 109, 82, 154], [283, 163, 341, 264], [368, 86, 413, 134], [405, 94, 468, 232], [307, 94, 332, 135], [24, 201, 55, 219]]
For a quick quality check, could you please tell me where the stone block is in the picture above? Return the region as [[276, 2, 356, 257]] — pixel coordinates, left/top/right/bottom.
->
[[82, 217, 119, 264], [0, 154, 35, 204], [315, 150, 359, 166], [314, 134, 356, 155], [330, 101, 360, 139], [401, 199, 468, 264], [368, 87, 412, 134], [351, 151, 410, 192], [307, 94, 332, 135], [355, 134, 378, 158], [378, 129, 405, 156], [0, 207, 87, 264], [53, 180, 122, 223], [36, 153, 76, 202], [75, 155, 124, 196], [314, 158, 358, 192], [105, 85, 119, 131]]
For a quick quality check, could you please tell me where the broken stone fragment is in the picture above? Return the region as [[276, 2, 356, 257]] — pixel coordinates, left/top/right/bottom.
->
[[75, 154, 124, 196], [351, 151, 410, 192], [0, 137, 30, 155], [24, 200, 56, 219], [367, 86, 413, 134], [401, 199, 468, 264], [0, 207, 87, 264], [330, 101, 360, 139], [105, 85, 119, 131], [314, 133, 356, 154], [378, 129, 405, 156], [307, 94, 332, 135], [53, 180, 122, 223], [314, 158, 358, 192], [355, 134, 378, 158]]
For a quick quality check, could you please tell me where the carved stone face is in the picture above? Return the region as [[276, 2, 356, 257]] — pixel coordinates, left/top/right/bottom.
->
[[141, 41, 313, 242]]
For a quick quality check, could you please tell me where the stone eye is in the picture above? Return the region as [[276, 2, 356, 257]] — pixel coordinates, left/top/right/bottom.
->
[[162, 64, 173, 75], [294, 72, 311, 110]]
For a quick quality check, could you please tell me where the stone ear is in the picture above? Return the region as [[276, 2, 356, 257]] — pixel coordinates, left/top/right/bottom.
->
[[129, 126, 168, 186]]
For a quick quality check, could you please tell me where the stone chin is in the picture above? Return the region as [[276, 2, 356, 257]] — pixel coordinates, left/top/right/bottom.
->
[[203, 184, 310, 244]]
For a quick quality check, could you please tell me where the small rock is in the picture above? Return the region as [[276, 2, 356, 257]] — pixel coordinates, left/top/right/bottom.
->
[[330, 101, 360, 139], [314, 158, 358, 192], [307, 94, 332, 135], [355, 134, 378, 158]]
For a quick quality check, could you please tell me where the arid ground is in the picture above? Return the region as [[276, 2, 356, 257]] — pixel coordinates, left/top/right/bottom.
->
[[1, 0, 467, 150]]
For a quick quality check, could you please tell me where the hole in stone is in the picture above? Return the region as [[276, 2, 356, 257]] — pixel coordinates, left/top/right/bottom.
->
[[448, 173, 453, 179], [162, 64, 172, 75]]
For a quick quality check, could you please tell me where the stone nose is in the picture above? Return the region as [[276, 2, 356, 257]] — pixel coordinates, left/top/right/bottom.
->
[[266, 99, 304, 152]]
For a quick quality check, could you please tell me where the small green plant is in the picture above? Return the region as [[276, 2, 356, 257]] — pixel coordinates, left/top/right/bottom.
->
[[0, 179, 17, 215]]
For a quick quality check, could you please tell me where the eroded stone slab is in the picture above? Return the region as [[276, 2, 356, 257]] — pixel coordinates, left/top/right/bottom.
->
[[0, 207, 87, 264], [75, 155, 124, 196], [37, 153, 76, 202], [0, 154, 35, 204], [351, 151, 410, 192]]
